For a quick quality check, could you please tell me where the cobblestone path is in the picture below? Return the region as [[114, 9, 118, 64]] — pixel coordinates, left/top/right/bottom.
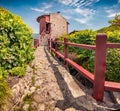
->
[[20, 46, 117, 111]]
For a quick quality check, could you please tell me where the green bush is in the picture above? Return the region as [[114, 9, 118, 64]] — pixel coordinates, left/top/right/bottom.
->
[[0, 79, 11, 110], [10, 66, 26, 77], [59, 30, 120, 82], [105, 30, 120, 81], [107, 30, 120, 43], [0, 7, 35, 110], [59, 30, 96, 71], [0, 7, 34, 77], [106, 49, 120, 81]]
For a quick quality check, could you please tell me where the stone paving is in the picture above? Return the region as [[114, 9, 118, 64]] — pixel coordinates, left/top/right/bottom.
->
[[19, 46, 119, 111]]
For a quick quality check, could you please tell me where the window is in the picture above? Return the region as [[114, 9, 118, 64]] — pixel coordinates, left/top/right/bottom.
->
[[46, 23, 50, 34]]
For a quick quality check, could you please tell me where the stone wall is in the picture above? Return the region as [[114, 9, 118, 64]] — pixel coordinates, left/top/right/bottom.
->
[[6, 66, 35, 111], [50, 13, 68, 39], [40, 17, 46, 34]]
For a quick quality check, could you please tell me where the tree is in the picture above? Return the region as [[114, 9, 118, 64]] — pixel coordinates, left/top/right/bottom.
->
[[108, 14, 120, 30]]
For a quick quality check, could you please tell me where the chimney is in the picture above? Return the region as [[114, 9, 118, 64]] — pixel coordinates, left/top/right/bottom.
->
[[57, 11, 60, 14]]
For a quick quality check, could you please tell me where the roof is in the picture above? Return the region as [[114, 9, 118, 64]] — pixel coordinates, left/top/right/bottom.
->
[[61, 15, 69, 24], [37, 14, 49, 22], [37, 12, 69, 24]]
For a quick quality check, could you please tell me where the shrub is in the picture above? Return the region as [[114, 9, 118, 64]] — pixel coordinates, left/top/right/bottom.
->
[[106, 30, 120, 81], [106, 49, 120, 81], [0, 7, 34, 77]]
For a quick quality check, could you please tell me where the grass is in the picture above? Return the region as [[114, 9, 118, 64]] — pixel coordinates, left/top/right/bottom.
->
[[0, 79, 12, 110], [31, 75, 35, 86], [17, 93, 34, 111]]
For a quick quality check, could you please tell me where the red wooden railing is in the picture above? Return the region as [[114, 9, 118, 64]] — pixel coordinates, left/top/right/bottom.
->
[[33, 30, 46, 48], [48, 33, 120, 101], [33, 38, 39, 48], [38, 30, 46, 45]]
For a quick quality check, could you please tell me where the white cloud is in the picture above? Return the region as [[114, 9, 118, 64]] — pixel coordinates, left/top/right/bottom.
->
[[58, 0, 100, 8], [75, 0, 93, 8], [58, 0, 72, 5], [63, 15, 72, 20], [70, 0, 79, 6], [105, 0, 120, 18], [105, 8, 120, 18], [105, 9, 114, 14], [61, 9, 73, 14], [57, 0, 96, 25], [75, 8, 95, 17], [61, 7, 95, 25], [76, 1, 88, 8], [31, 8, 44, 12], [74, 13, 93, 24], [74, 7, 95, 24], [75, 18, 88, 24], [42, 3, 52, 9], [56, 0, 96, 25], [31, 3, 52, 13], [107, 12, 120, 18]]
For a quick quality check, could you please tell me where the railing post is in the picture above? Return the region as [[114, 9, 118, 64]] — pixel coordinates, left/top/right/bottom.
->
[[64, 38, 68, 66], [51, 38, 53, 49], [50, 38, 52, 52], [93, 34, 107, 101], [34, 39, 36, 48], [48, 38, 50, 50], [34, 39, 38, 48], [38, 36, 41, 46], [55, 38, 58, 57]]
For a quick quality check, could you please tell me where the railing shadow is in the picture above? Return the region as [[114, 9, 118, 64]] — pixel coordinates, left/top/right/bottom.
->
[[43, 46, 97, 111]]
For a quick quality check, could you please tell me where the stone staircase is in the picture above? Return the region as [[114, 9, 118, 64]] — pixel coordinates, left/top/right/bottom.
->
[[39, 34, 49, 46]]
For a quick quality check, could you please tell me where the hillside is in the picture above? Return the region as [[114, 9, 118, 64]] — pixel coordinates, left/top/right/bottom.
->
[[97, 14, 120, 33], [32, 33, 39, 39]]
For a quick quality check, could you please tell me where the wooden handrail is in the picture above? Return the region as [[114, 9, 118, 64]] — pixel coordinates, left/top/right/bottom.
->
[[33, 38, 39, 48], [67, 42, 96, 51], [66, 58, 94, 83], [57, 41, 64, 44], [105, 81, 120, 92], [107, 43, 120, 48], [57, 41, 96, 50], [48, 34, 120, 101]]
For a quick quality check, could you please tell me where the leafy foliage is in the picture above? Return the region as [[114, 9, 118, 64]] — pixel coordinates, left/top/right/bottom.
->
[[0, 7, 34, 78], [107, 30, 120, 43], [108, 14, 120, 30], [106, 49, 120, 81], [0, 7, 34, 109], [106, 30, 120, 81]]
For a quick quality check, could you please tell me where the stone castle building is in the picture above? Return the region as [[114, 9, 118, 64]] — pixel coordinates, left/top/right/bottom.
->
[[37, 12, 69, 39]]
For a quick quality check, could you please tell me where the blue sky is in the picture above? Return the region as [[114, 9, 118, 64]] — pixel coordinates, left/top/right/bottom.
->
[[0, 0, 120, 33]]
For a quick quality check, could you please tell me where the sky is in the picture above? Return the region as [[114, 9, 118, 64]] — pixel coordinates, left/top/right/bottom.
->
[[0, 0, 120, 33]]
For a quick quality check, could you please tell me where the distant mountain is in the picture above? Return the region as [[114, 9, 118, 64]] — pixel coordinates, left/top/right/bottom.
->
[[32, 33, 39, 39]]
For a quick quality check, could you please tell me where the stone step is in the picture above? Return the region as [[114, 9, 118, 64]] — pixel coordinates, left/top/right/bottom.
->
[[39, 34, 48, 46]]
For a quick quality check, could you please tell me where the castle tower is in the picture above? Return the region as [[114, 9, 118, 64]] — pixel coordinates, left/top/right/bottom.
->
[[37, 12, 69, 39]]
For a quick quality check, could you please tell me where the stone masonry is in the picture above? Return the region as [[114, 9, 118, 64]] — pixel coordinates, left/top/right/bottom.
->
[[50, 13, 68, 39], [6, 46, 120, 111]]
